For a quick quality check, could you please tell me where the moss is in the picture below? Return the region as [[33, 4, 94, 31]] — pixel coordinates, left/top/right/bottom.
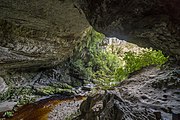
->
[[0, 82, 74, 106], [36, 86, 55, 95], [35, 86, 73, 96], [49, 83, 73, 89], [18, 96, 36, 105], [0, 86, 36, 105]]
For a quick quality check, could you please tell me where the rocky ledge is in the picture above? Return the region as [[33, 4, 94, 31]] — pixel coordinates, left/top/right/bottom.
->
[[75, 66, 180, 120], [0, 0, 89, 70]]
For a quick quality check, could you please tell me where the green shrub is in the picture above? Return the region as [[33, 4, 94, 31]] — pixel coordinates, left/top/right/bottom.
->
[[114, 49, 168, 81], [70, 28, 168, 89], [3, 111, 14, 118]]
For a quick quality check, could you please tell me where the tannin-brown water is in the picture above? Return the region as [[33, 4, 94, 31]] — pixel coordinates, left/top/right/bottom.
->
[[1, 95, 85, 120]]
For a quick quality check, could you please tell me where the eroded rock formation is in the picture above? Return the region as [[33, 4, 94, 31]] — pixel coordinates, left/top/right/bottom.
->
[[0, 0, 89, 70], [75, 67, 180, 120], [79, 0, 180, 60], [0, 0, 179, 71], [0, 1, 180, 119]]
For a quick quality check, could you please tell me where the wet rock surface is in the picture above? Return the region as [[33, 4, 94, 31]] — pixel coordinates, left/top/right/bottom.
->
[[76, 66, 180, 120]]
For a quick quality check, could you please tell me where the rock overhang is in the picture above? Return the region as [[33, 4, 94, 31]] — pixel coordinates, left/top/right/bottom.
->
[[79, 0, 180, 60], [0, 0, 179, 71], [0, 0, 90, 70]]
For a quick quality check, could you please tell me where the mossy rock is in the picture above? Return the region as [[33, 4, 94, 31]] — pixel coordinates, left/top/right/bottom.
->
[[35, 86, 74, 96], [0, 86, 37, 105], [49, 83, 73, 89]]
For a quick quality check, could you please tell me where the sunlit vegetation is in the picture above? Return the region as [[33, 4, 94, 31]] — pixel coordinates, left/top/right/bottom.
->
[[70, 28, 168, 89]]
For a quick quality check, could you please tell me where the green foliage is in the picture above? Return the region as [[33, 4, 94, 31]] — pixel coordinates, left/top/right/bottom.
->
[[0, 82, 73, 105], [91, 52, 123, 88], [115, 67, 128, 81], [114, 49, 168, 81], [36, 86, 73, 96], [3, 111, 14, 118], [0, 86, 35, 104], [70, 28, 168, 89], [124, 49, 168, 73], [70, 28, 105, 81]]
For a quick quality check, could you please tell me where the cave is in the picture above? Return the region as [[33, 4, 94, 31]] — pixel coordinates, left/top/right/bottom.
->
[[0, 0, 179, 120]]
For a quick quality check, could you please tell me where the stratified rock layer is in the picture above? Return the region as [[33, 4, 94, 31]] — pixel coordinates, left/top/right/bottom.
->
[[0, 0, 180, 70], [0, 0, 89, 70], [80, 0, 180, 60]]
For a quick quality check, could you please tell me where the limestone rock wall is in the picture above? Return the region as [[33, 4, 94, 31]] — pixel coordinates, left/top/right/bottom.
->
[[0, 0, 89, 70], [0, 0, 179, 71], [80, 0, 180, 60]]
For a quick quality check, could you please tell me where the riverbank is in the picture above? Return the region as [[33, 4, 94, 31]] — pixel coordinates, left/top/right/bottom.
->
[[0, 95, 85, 120]]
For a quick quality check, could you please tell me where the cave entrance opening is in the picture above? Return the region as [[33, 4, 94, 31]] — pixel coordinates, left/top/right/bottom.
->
[[69, 29, 168, 89]]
